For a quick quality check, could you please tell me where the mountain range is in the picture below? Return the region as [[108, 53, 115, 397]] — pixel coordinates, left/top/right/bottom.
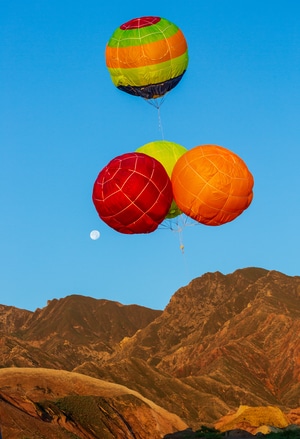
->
[[0, 267, 299, 438]]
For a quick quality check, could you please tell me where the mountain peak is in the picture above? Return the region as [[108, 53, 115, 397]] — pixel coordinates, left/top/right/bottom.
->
[[0, 267, 299, 436]]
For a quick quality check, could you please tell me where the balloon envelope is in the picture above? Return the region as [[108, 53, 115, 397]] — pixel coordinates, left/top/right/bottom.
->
[[171, 145, 254, 226], [105, 16, 188, 99], [92, 152, 173, 234], [136, 140, 187, 218]]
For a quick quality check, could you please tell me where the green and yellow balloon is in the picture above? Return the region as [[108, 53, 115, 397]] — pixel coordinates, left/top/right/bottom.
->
[[105, 16, 189, 100], [136, 140, 187, 218]]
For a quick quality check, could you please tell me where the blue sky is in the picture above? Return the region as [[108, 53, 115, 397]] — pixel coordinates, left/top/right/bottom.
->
[[1, 0, 300, 311]]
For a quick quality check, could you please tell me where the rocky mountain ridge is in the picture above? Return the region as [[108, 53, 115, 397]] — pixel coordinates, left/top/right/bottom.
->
[[0, 267, 299, 438]]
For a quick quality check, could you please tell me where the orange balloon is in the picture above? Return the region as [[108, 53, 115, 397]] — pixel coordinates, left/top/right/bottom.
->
[[171, 145, 254, 226]]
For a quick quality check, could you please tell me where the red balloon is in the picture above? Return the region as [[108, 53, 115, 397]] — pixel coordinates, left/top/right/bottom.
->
[[92, 152, 173, 234]]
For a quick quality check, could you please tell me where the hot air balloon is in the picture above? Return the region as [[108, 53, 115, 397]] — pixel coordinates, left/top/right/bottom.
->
[[92, 152, 173, 234], [136, 140, 187, 218], [171, 145, 254, 226], [105, 16, 188, 100]]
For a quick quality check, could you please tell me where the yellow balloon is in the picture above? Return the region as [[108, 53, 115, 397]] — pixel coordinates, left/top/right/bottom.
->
[[136, 140, 187, 218]]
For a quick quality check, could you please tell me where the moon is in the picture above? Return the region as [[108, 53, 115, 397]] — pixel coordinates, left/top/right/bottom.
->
[[90, 230, 100, 240]]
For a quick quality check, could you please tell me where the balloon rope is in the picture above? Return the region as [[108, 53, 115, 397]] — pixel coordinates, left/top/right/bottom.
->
[[178, 228, 185, 254], [177, 226, 191, 286], [157, 106, 164, 139]]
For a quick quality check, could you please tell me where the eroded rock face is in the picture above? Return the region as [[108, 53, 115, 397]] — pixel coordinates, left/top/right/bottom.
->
[[0, 368, 187, 439], [95, 268, 300, 427]]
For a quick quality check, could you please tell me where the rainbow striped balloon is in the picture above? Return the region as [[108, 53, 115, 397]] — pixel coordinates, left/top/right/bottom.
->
[[105, 16, 189, 99]]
